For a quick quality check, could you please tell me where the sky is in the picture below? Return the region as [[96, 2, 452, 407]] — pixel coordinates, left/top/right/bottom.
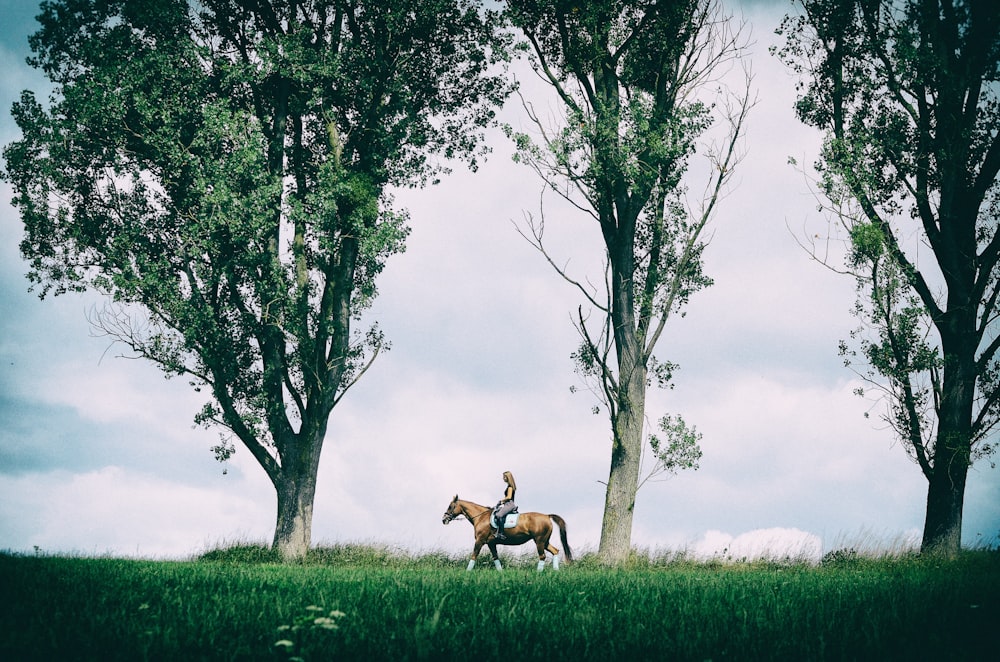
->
[[1, 0, 998, 562]]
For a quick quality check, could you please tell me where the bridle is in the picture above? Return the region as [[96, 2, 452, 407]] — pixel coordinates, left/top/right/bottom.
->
[[443, 500, 490, 525]]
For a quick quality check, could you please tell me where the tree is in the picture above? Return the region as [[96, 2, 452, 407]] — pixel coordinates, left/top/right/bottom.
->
[[775, 0, 1000, 555], [504, 0, 752, 564], [2, 0, 511, 560]]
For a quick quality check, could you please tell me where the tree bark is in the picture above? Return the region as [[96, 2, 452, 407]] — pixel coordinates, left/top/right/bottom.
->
[[598, 339, 647, 564], [273, 471, 317, 561], [271, 426, 326, 561], [921, 317, 976, 556], [921, 453, 967, 557], [598, 400, 644, 563]]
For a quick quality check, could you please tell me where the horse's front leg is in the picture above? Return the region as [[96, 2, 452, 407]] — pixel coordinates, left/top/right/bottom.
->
[[467, 540, 485, 571], [487, 541, 503, 571]]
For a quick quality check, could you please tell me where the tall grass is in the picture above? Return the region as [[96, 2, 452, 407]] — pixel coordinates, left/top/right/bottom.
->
[[1, 546, 996, 661]]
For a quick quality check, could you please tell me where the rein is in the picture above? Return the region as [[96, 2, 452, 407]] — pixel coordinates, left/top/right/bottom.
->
[[467, 509, 490, 523], [458, 501, 491, 525]]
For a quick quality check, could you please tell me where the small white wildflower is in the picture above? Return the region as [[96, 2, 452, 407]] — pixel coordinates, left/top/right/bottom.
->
[[274, 639, 294, 649], [313, 617, 339, 630]]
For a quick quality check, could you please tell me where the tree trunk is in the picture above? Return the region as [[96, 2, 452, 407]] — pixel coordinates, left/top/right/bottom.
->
[[271, 427, 325, 561], [598, 362, 646, 565], [920, 327, 975, 557], [597, 204, 647, 565], [273, 474, 316, 561], [920, 450, 967, 557]]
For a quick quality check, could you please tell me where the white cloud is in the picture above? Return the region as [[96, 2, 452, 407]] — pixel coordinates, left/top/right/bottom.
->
[[0, 466, 272, 558], [25, 357, 203, 426]]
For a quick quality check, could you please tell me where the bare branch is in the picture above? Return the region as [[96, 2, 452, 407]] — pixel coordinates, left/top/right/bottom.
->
[[514, 206, 607, 312]]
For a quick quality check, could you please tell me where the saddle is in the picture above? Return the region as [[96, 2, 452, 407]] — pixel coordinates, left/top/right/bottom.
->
[[490, 508, 519, 530]]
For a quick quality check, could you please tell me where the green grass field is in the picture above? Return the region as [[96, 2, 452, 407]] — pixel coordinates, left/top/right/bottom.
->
[[1, 545, 997, 661]]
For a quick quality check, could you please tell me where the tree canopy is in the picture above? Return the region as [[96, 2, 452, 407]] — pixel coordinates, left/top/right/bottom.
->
[[3, 0, 512, 559], [776, 0, 1000, 555], [506, 0, 752, 563]]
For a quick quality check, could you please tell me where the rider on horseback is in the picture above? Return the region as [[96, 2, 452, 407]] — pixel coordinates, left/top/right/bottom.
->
[[493, 471, 517, 540]]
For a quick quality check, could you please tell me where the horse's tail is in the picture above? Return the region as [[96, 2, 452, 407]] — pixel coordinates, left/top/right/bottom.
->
[[549, 514, 573, 562]]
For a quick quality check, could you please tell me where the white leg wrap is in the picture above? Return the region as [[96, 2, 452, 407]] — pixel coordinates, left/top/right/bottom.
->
[[553, 553, 561, 570], [466, 559, 476, 571], [537, 560, 545, 572], [494, 559, 503, 571]]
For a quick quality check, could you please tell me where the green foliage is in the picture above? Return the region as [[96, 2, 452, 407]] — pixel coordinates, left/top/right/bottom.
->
[[775, 0, 1000, 552], [505, 4, 747, 550], [2, 0, 514, 555], [4, 0, 512, 437], [1, 550, 997, 660], [647, 414, 703, 477], [839, 232, 942, 471], [507, 2, 720, 328], [848, 222, 885, 265]]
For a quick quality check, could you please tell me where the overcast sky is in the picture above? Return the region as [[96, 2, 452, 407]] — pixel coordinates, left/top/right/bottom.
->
[[1, 0, 997, 561]]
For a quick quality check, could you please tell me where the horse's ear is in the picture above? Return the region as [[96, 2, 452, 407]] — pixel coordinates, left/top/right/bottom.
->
[[452, 494, 458, 502]]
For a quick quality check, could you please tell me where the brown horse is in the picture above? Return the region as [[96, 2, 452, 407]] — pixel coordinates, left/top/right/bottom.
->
[[441, 495, 573, 571]]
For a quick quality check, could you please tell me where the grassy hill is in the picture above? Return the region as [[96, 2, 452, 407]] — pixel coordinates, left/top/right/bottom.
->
[[1, 545, 997, 661]]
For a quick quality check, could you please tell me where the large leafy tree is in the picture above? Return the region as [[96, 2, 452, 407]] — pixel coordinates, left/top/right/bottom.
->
[[776, 0, 1000, 555], [3, 0, 511, 559], [505, 0, 751, 564]]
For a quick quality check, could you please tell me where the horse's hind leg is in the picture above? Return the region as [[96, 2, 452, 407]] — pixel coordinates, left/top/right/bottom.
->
[[540, 536, 562, 571], [535, 536, 555, 572], [549, 544, 562, 570]]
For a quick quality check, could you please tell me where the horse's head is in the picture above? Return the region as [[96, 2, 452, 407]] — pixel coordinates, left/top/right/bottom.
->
[[442, 495, 462, 524]]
